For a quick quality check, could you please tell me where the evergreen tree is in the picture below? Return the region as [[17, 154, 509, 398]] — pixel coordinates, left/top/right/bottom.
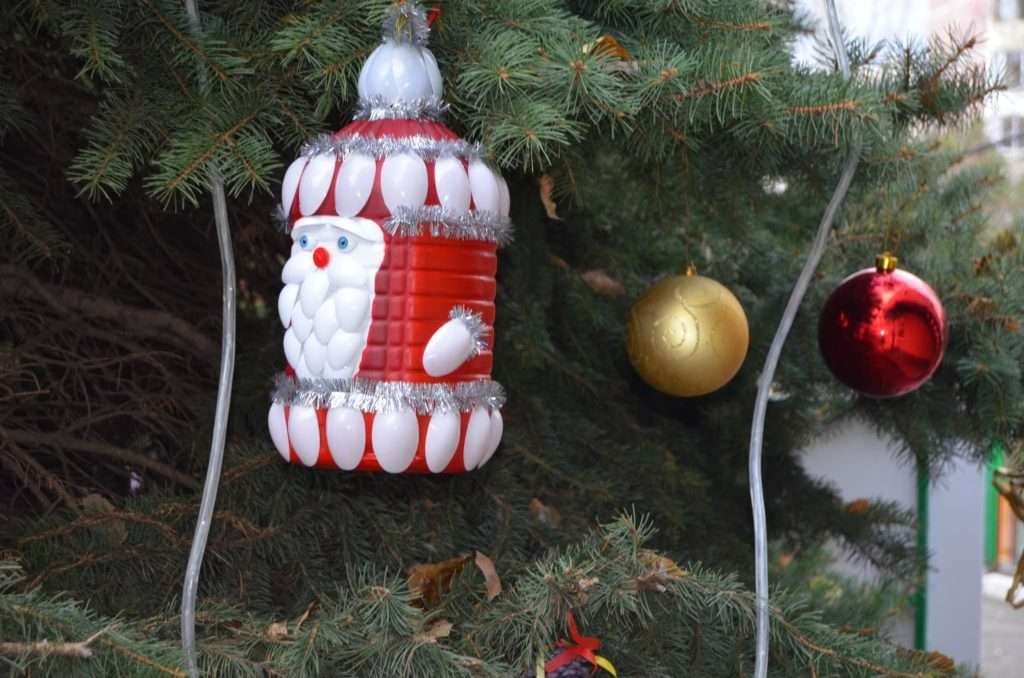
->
[[1, 0, 1018, 676]]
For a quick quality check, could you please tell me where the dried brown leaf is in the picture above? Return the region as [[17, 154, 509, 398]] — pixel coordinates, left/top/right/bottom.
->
[[581, 270, 626, 297], [639, 550, 688, 579], [583, 34, 632, 60], [845, 498, 871, 515], [407, 555, 472, 608], [538, 175, 562, 221], [924, 650, 956, 672], [992, 230, 1018, 253], [549, 255, 570, 270], [266, 621, 288, 641], [474, 551, 502, 601], [529, 497, 562, 527], [635, 550, 687, 593], [974, 255, 991, 276]]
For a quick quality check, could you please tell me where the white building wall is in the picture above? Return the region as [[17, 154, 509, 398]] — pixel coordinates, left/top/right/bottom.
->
[[799, 420, 918, 649], [984, 5, 1024, 173], [927, 457, 984, 669], [800, 419, 984, 667]]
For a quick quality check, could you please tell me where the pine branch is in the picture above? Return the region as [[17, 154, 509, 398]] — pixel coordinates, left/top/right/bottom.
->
[[787, 100, 859, 115], [674, 71, 764, 101], [686, 15, 774, 32], [0, 265, 218, 360], [137, 0, 247, 87], [0, 626, 112, 659], [3, 430, 199, 490]]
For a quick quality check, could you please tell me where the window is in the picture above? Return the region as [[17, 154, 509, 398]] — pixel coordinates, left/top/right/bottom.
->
[[996, 0, 1024, 20], [1000, 116, 1024, 149]]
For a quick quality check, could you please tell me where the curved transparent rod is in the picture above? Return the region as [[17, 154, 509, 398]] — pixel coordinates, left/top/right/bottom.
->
[[748, 1, 856, 676], [179, 1, 236, 676]]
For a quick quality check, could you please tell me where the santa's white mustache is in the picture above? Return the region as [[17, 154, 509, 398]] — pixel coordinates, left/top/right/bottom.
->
[[279, 253, 371, 327], [278, 258, 375, 378]]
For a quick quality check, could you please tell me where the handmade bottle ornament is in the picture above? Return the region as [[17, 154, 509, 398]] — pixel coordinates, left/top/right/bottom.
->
[[268, 4, 509, 473]]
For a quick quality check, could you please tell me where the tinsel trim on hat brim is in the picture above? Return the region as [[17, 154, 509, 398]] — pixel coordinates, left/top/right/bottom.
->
[[271, 373, 505, 414], [354, 96, 448, 122], [301, 134, 485, 162], [385, 205, 513, 246]]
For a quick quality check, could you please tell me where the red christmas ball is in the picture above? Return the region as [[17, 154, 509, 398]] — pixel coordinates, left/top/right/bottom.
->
[[818, 256, 946, 397]]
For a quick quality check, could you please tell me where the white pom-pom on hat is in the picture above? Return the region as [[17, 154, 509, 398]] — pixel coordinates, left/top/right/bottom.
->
[[357, 0, 443, 106]]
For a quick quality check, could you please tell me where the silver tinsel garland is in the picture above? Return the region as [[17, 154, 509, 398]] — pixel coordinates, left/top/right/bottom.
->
[[272, 202, 512, 243], [272, 373, 506, 414], [448, 305, 490, 357], [354, 95, 448, 122], [385, 205, 513, 246], [381, 0, 431, 47], [301, 134, 485, 162]]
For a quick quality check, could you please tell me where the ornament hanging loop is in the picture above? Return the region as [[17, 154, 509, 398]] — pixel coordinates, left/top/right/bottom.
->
[[383, 0, 431, 46], [876, 252, 898, 273]]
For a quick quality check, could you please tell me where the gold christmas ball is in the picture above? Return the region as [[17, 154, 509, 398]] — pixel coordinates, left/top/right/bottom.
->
[[626, 270, 749, 397]]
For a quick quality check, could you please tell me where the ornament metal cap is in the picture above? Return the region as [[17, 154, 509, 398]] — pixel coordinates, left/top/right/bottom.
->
[[875, 252, 898, 274], [383, 1, 431, 46], [685, 262, 698, 277]]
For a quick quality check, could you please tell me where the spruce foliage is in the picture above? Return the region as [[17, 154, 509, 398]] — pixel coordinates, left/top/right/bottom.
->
[[0, 0, 1019, 675]]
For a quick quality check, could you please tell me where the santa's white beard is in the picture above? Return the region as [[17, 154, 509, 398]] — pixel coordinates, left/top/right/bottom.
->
[[279, 254, 378, 380]]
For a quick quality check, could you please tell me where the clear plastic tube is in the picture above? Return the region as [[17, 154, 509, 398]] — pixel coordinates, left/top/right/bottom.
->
[[179, 1, 236, 676], [748, 2, 856, 676]]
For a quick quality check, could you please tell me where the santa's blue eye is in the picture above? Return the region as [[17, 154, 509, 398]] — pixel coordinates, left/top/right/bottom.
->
[[298, 234, 311, 249], [337, 235, 354, 251]]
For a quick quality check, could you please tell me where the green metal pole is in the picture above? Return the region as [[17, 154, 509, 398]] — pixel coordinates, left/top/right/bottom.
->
[[914, 462, 929, 651], [985, 441, 1006, 570]]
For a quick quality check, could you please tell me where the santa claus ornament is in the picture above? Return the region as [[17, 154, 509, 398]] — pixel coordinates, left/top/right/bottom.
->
[[267, 3, 509, 473], [818, 253, 946, 398]]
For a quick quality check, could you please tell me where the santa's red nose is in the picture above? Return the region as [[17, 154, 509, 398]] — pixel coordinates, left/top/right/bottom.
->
[[313, 247, 330, 268]]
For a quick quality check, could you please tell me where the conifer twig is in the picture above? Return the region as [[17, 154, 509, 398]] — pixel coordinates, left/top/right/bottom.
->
[[139, 0, 231, 83], [3, 430, 200, 490], [686, 16, 773, 32], [783, 622, 933, 678], [787, 100, 859, 115], [0, 625, 112, 659], [0, 265, 218, 360], [673, 72, 763, 101]]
